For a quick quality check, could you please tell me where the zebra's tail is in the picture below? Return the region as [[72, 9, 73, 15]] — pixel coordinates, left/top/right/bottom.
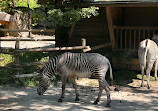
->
[[108, 61, 113, 86], [143, 39, 149, 69]]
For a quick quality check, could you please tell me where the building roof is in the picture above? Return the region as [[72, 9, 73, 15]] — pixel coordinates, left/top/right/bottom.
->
[[68, 0, 158, 7], [85, 0, 158, 2]]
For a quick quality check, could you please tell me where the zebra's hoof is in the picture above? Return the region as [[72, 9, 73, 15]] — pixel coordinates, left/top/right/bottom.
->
[[106, 103, 110, 107], [147, 86, 150, 89], [75, 97, 80, 101], [93, 101, 98, 105], [58, 99, 63, 102]]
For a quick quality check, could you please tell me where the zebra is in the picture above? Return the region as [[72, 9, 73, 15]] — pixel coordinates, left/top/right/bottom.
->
[[37, 52, 113, 107], [138, 39, 158, 89]]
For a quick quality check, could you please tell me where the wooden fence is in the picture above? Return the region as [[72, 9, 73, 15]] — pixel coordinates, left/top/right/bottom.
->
[[0, 29, 91, 78], [113, 26, 158, 51]]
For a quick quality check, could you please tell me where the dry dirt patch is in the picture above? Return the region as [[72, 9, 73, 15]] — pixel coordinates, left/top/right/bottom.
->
[[1, 79, 158, 111]]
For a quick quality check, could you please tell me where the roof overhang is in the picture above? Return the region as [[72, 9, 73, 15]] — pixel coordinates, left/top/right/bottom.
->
[[67, 1, 158, 7]]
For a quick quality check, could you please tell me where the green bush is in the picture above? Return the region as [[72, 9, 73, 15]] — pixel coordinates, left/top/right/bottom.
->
[[0, 52, 57, 86], [0, 54, 14, 85]]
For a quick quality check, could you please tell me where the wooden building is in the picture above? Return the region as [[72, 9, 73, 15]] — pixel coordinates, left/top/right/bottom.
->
[[70, 0, 158, 70]]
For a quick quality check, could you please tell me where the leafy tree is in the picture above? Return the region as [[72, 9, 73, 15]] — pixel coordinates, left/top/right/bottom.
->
[[0, 0, 99, 47], [0, 0, 12, 12], [16, 0, 40, 10], [0, 0, 40, 12], [37, 0, 99, 47], [48, 6, 99, 27]]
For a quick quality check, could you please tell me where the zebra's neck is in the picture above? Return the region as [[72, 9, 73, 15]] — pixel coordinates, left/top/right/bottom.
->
[[42, 55, 60, 79]]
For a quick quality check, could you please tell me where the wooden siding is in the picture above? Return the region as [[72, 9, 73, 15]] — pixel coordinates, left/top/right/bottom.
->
[[70, 7, 111, 53], [123, 7, 158, 26]]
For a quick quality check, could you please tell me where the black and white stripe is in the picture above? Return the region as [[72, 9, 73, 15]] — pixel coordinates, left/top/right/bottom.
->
[[38, 52, 113, 107], [42, 52, 112, 81]]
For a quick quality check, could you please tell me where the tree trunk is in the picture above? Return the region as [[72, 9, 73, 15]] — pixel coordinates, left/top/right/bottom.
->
[[54, 0, 70, 47]]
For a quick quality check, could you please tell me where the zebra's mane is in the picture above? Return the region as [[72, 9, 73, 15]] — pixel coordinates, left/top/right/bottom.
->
[[42, 54, 61, 78]]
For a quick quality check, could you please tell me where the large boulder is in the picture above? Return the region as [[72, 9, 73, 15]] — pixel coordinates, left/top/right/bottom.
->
[[8, 10, 29, 37]]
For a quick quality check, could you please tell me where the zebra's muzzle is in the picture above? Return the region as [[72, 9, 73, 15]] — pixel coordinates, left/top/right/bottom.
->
[[37, 87, 47, 95]]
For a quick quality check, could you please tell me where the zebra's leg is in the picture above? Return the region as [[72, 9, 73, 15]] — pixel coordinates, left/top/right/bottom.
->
[[146, 62, 154, 89], [140, 66, 145, 87], [103, 80, 111, 107], [96, 77, 111, 107], [93, 81, 103, 105], [154, 60, 158, 81], [70, 77, 79, 101], [58, 75, 68, 102]]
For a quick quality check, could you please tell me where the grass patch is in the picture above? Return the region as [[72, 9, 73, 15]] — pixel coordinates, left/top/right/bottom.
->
[[0, 52, 56, 86], [76, 78, 98, 87], [0, 54, 14, 85], [0, 54, 14, 66], [137, 74, 155, 81], [88, 80, 98, 87]]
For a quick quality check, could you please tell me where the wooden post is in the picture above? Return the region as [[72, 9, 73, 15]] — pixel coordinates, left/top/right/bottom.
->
[[27, 0, 31, 38], [120, 29, 122, 51], [82, 38, 86, 47], [81, 38, 91, 52], [134, 30, 136, 50], [15, 39, 20, 76], [125, 29, 127, 51], [106, 7, 115, 49], [129, 30, 131, 49], [81, 38, 86, 53], [69, 24, 75, 38]]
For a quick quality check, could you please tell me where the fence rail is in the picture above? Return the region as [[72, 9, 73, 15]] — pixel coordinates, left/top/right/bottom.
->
[[0, 38, 55, 41], [0, 29, 91, 78], [113, 26, 158, 51], [0, 29, 55, 33]]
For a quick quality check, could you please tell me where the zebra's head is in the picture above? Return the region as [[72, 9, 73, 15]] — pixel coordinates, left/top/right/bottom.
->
[[37, 74, 50, 95]]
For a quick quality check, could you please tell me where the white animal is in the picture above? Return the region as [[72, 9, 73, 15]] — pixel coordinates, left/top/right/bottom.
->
[[138, 39, 158, 89]]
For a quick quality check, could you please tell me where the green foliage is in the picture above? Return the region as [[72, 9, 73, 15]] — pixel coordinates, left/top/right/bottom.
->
[[17, 52, 50, 86], [0, 0, 12, 12], [0, 0, 40, 12], [48, 6, 99, 27], [0, 52, 55, 86], [0, 54, 14, 85], [0, 69, 14, 85], [48, 9, 64, 26], [16, 0, 40, 10], [32, 9, 46, 26], [0, 54, 14, 66], [37, 0, 55, 9], [80, 6, 99, 18]]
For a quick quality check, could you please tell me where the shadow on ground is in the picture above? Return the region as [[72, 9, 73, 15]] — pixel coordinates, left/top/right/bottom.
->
[[1, 80, 158, 111]]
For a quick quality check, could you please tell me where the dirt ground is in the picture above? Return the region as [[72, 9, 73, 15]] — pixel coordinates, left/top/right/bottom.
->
[[1, 79, 158, 111], [0, 35, 55, 49]]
